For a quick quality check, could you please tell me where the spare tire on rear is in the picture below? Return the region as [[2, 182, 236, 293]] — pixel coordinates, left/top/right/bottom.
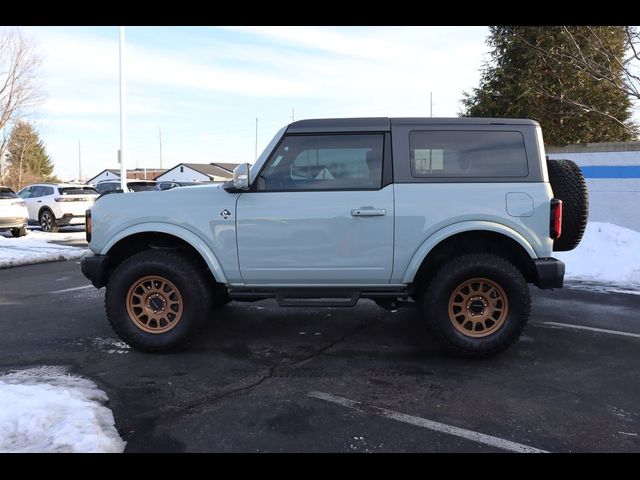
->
[[546, 158, 589, 251]]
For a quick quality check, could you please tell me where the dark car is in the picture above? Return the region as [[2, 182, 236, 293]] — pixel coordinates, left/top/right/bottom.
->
[[95, 180, 157, 194], [156, 181, 205, 191]]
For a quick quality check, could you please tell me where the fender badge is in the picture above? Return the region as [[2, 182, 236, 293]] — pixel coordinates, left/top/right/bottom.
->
[[220, 209, 231, 220]]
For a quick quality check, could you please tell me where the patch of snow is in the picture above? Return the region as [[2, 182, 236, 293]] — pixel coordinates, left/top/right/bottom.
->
[[0, 229, 88, 268], [91, 337, 130, 354], [0, 366, 125, 453], [556, 222, 640, 293]]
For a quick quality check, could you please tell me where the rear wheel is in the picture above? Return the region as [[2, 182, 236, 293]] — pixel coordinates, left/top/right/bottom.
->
[[105, 249, 210, 352], [423, 253, 530, 358], [39, 210, 59, 233], [10, 226, 26, 237]]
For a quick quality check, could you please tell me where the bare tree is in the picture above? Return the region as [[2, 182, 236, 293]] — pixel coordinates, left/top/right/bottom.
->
[[513, 26, 639, 136], [0, 28, 43, 178]]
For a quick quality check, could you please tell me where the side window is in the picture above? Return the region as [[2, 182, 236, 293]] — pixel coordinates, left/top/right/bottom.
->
[[409, 131, 528, 178], [31, 186, 44, 198], [43, 186, 54, 196], [258, 134, 384, 191], [18, 187, 32, 199]]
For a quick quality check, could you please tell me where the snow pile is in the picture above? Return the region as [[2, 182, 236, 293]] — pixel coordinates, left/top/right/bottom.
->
[[0, 229, 89, 268], [0, 366, 125, 453], [557, 222, 640, 292]]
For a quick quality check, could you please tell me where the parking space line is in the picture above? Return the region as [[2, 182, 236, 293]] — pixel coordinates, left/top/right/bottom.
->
[[48, 285, 94, 294], [537, 321, 640, 339], [308, 391, 548, 453]]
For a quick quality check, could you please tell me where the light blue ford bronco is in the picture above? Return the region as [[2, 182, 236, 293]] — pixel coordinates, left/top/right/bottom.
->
[[81, 118, 588, 357]]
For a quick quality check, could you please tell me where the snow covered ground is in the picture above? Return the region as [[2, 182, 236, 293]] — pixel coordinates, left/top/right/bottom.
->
[[0, 229, 89, 268], [557, 222, 640, 294], [0, 366, 125, 453]]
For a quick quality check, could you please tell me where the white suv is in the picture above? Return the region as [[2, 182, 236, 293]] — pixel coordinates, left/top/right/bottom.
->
[[0, 186, 28, 237], [18, 183, 99, 232]]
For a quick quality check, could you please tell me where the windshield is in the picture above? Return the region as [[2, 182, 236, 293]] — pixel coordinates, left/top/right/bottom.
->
[[0, 187, 18, 199], [128, 182, 157, 192], [59, 187, 99, 195], [250, 126, 287, 179]]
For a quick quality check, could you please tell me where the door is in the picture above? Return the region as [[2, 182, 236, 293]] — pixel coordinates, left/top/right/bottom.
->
[[236, 133, 394, 285], [18, 186, 39, 220]]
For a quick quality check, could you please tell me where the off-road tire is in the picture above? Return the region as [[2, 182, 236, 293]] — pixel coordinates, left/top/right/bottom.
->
[[547, 158, 589, 251], [105, 249, 210, 353], [423, 253, 531, 358], [209, 283, 231, 310]]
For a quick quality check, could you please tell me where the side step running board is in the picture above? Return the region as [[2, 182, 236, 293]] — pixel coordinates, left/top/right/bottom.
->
[[228, 287, 410, 307]]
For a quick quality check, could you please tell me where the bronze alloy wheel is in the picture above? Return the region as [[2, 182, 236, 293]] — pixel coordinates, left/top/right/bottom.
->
[[126, 275, 184, 334], [448, 277, 509, 338]]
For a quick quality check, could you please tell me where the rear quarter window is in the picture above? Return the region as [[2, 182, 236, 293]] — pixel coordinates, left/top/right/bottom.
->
[[409, 130, 528, 178]]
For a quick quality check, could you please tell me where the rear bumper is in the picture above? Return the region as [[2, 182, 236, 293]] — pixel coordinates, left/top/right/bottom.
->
[[533, 258, 565, 289], [0, 216, 28, 229], [80, 254, 109, 288], [57, 214, 85, 226]]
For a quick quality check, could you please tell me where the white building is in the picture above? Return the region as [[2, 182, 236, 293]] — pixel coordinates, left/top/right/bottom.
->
[[86, 169, 121, 185], [86, 168, 168, 185], [155, 163, 239, 183]]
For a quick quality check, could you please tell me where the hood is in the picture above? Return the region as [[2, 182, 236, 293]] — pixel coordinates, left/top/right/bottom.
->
[[89, 183, 237, 254]]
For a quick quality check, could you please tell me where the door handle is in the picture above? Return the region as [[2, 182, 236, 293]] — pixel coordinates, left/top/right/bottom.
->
[[37, 200, 42, 203], [351, 208, 386, 217]]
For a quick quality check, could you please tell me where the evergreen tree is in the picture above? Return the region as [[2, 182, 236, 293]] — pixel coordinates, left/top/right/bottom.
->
[[461, 26, 637, 145], [5, 121, 57, 190]]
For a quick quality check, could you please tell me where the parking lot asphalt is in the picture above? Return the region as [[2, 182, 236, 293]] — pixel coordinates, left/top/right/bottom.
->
[[0, 259, 639, 452]]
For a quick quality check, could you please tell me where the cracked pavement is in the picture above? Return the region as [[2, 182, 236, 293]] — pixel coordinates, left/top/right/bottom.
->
[[1, 260, 639, 452]]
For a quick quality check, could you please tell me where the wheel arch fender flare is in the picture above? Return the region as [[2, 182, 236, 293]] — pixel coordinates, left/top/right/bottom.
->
[[38, 206, 54, 219], [402, 221, 537, 284], [101, 222, 228, 284]]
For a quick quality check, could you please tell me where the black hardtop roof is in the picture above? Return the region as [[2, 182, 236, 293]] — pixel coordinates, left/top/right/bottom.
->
[[286, 117, 539, 133]]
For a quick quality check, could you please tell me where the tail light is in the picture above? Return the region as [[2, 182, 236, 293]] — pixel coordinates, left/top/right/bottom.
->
[[550, 199, 562, 239], [86, 210, 92, 243]]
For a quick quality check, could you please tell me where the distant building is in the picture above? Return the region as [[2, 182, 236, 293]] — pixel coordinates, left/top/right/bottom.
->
[[155, 163, 240, 183], [547, 140, 640, 231], [86, 169, 121, 185], [86, 168, 168, 185]]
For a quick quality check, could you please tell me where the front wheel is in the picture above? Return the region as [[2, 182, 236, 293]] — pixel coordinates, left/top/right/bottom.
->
[[105, 249, 210, 352], [422, 253, 531, 358]]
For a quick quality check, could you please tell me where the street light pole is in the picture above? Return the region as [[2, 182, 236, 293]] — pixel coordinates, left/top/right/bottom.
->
[[119, 26, 127, 191]]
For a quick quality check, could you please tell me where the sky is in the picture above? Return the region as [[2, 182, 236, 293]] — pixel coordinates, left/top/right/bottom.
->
[[17, 26, 491, 181]]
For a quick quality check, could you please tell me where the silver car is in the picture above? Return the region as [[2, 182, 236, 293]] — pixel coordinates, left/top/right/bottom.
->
[[0, 186, 28, 237]]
